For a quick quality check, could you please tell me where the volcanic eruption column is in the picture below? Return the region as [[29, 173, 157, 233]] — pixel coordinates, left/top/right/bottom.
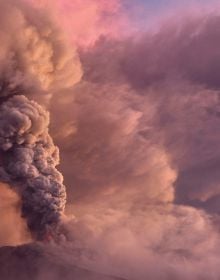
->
[[0, 0, 82, 240], [0, 95, 66, 240]]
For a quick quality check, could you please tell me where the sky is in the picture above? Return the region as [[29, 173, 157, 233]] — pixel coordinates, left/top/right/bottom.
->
[[124, 0, 220, 30], [2, 0, 220, 279]]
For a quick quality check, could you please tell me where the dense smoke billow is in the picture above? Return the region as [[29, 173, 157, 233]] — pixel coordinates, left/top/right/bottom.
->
[[0, 0, 81, 240], [0, 95, 67, 240], [2, 0, 220, 280]]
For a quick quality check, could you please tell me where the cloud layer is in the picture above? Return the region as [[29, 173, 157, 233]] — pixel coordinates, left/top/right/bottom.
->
[[48, 7, 220, 280]]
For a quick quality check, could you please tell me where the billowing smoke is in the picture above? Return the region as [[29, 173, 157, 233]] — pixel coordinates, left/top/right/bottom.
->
[[0, 0, 81, 240], [0, 95, 66, 240], [3, 0, 220, 280], [48, 4, 220, 280]]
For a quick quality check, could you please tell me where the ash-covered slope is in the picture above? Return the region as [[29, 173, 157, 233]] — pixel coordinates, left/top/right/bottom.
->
[[0, 243, 124, 280]]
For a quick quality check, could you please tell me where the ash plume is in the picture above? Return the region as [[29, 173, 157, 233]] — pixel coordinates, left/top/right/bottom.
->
[[0, 0, 81, 240], [0, 95, 66, 240], [3, 0, 220, 280]]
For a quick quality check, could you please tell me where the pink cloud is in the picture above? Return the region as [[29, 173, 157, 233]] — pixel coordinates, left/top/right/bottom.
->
[[26, 0, 130, 46]]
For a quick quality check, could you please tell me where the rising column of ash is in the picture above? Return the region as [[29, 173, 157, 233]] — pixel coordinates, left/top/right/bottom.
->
[[0, 95, 66, 240], [0, 0, 82, 241]]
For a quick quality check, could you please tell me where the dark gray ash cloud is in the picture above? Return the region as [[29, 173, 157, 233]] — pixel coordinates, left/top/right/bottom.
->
[[0, 0, 81, 240]]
